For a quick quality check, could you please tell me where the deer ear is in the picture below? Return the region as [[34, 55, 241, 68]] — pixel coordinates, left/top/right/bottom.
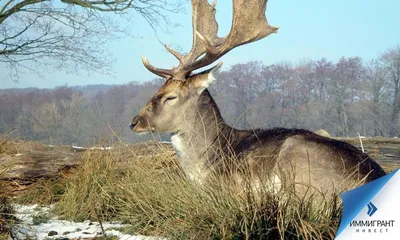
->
[[189, 62, 223, 95]]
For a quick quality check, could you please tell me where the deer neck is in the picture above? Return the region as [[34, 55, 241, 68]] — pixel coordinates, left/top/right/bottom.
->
[[170, 90, 247, 183]]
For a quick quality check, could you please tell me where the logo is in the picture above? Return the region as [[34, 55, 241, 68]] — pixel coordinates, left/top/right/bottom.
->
[[367, 202, 377, 217], [336, 169, 400, 239]]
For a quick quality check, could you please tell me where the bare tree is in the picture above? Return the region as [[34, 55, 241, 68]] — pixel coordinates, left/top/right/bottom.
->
[[219, 62, 263, 129], [381, 45, 400, 136], [364, 59, 389, 136], [0, 0, 182, 80], [328, 57, 364, 136], [314, 58, 333, 101]]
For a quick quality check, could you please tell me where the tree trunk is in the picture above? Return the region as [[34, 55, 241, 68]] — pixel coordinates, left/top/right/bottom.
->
[[341, 103, 349, 137]]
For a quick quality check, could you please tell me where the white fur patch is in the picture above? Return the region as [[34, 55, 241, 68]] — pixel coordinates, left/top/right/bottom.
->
[[269, 173, 282, 194], [170, 134, 206, 184], [197, 62, 223, 95], [197, 73, 216, 94], [249, 174, 282, 195], [171, 134, 185, 159]]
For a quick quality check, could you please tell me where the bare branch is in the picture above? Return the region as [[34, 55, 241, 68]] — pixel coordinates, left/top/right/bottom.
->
[[0, 0, 183, 81], [0, 0, 45, 24]]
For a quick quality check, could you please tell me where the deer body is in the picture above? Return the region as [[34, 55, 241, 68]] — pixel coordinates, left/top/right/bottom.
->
[[130, 0, 386, 194], [166, 88, 385, 192]]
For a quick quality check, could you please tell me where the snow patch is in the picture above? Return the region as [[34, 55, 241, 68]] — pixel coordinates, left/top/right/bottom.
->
[[90, 147, 114, 150], [71, 146, 114, 151], [11, 205, 165, 240]]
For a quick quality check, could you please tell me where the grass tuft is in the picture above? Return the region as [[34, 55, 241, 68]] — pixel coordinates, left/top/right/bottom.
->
[[16, 178, 67, 205], [32, 212, 51, 225], [0, 195, 16, 235], [54, 142, 343, 239], [0, 131, 16, 155], [54, 147, 128, 222], [0, 132, 16, 238]]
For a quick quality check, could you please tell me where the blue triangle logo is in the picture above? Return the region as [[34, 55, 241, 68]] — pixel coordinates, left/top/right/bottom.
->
[[336, 169, 398, 238], [366, 202, 377, 217]]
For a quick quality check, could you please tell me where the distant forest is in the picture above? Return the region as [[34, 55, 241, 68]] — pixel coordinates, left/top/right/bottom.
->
[[1, 46, 400, 146]]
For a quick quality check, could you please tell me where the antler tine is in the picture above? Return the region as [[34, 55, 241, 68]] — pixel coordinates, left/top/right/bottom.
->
[[164, 44, 184, 63], [142, 56, 174, 79], [228, 0, 278, 45]]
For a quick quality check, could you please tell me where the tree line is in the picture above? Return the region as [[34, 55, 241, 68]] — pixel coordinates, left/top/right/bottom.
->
[[1, 45, 399, 145]]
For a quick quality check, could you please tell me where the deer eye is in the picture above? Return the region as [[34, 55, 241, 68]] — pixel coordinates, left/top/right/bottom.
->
[[163, 95, 177, 104]]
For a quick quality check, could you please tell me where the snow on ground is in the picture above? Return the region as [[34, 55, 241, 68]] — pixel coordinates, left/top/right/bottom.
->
[[12, 204, 164, 240], [90, 147, 114, 151], [71, 146, 114, 151], [71, 146, 85, 149]]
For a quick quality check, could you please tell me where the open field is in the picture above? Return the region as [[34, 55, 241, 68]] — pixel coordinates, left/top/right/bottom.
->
[[1, 135, 399, 239], [1, 136, 399, 196], [336, 137, 400, 173]]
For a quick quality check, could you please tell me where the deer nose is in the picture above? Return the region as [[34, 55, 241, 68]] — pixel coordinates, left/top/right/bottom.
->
[[130, 117, 139, 131]]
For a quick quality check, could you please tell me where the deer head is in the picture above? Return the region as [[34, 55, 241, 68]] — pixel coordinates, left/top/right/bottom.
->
[[130, 0, 278, 134]]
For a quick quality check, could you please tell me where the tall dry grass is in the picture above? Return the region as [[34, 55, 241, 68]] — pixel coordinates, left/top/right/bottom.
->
[[54, 142, 343, 240], [0, 132, 16, 237], [54, 148, 124, 222], [0, 131, 13, 155]]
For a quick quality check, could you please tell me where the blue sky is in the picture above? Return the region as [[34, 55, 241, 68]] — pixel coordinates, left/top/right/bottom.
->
[[1, 0, 399, 89]]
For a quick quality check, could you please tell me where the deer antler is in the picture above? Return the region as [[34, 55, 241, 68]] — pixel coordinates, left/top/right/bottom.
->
[[143, 0, 278, 80]]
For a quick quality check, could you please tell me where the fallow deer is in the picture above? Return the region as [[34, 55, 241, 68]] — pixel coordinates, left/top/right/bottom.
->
[[130, 0, 385, 195]]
